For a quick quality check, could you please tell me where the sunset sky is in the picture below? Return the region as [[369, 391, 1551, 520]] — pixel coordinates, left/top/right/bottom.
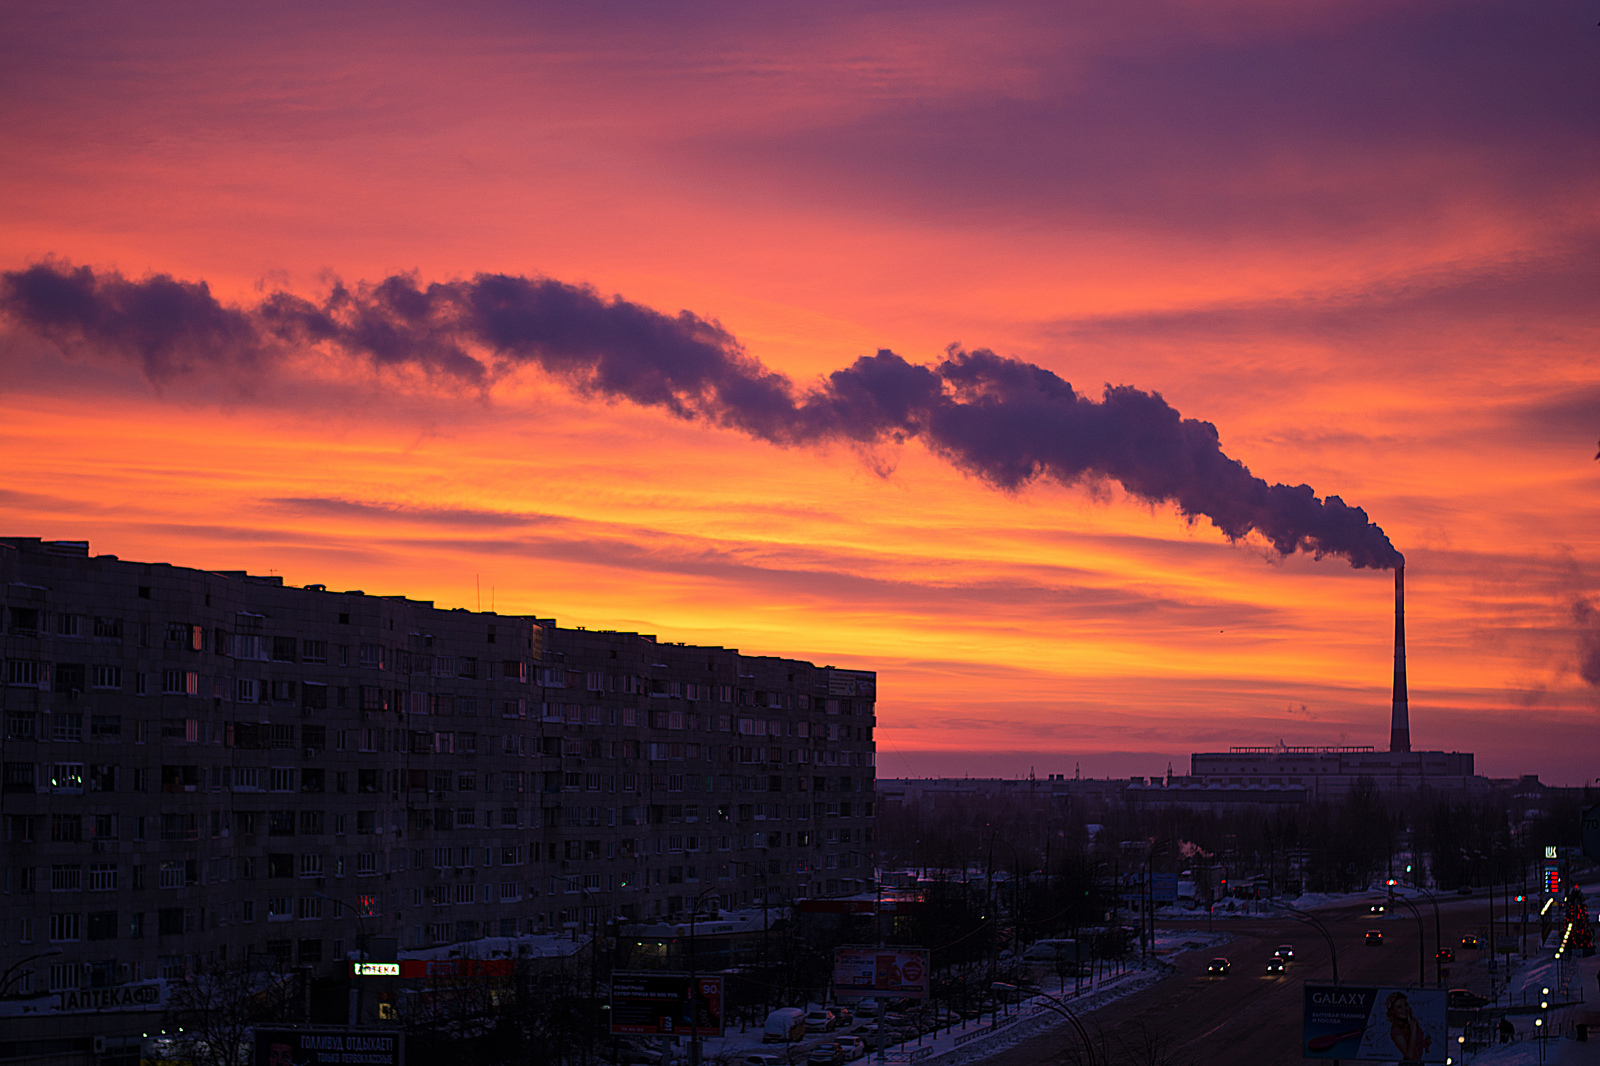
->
[[3, 0, 1597, 783]]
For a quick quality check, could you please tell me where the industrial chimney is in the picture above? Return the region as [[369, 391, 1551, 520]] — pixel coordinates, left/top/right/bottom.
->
[[1390, 565, 1410, 753]]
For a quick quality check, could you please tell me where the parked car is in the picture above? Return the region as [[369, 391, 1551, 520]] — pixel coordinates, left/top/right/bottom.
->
[[1273, 945, 1295, 959], [1368, 902, 1387, 914], [736, 1055, 787, 1066], [827, 1006, 854, 1027], [1366, 930, 1384, 945], [853, 999, 880, 1018], [764, 1007, 807, 1044], [1266, 957, 1287, 974], [1460, 935, 1480, 949], [1448, 989, 1490, 1011], [990, 982, 1024, 1003], [1207, 958, 1231, 974], [1436, 948, 1455, 963], [850, 1025, 881, 1051], [1456, 886, 1473, 896], [805, 1009, 837, 1033], [806, 1043, 844, 1065], [835, 1036, 866, 1060]]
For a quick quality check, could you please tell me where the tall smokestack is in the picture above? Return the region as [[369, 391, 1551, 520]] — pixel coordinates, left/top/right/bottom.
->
[[1390, 564, 1410, 753]]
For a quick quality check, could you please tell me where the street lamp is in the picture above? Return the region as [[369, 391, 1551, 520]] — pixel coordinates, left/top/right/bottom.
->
[[313, 893, 370, 1026], [1265, 901, 1338, 984], [1386, 891, 1427, 990], [685, 885, 725, 1066], [0, 948, 63, 998], [1025, 988, 1098, 1066], [551, 873, 607, 1066]]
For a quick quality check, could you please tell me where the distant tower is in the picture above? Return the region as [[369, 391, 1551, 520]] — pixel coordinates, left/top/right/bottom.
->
[[1390, 565, 1411, 753]]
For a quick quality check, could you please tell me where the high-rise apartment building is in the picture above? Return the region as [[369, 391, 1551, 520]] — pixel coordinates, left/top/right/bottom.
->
[[0, 537, 876, 996]]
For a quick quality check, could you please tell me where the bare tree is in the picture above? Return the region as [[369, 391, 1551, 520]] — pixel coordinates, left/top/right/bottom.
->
[[162, 960, 301, 1066]]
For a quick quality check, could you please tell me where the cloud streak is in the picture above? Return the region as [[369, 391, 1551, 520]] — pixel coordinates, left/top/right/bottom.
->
[[3, 259, 1401, 568]]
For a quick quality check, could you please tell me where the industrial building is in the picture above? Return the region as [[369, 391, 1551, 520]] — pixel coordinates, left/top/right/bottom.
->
[[0, 537, 875, 1021], [1183, 567, 1479, 801]]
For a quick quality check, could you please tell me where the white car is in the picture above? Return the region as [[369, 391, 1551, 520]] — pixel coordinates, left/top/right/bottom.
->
[[834, 1036, 866, 1060], [805, 1009, 837, 1033]]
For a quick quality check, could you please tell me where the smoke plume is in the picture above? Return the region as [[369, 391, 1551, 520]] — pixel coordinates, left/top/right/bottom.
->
[[1572, 598, 1600, 686], [2, 260, 1402, 569]]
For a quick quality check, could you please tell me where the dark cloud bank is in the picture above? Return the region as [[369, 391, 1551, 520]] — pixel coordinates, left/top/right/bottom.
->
[[1, 259, 1401, 569]]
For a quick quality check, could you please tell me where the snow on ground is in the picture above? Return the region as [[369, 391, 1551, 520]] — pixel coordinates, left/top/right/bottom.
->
[[1155, 887, 1388, 920]]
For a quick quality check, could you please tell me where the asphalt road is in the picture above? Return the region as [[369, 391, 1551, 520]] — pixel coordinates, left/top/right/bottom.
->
[[997, 894, 1537, 1066]]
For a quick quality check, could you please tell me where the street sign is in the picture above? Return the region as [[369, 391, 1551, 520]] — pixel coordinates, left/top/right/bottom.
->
[[609, 972, 724, 1037], [1303, 984, 1446, 1062], [1152, 872, 1179, 904], [833, 947, 930, 999], [253, 1029, 403, 1066]]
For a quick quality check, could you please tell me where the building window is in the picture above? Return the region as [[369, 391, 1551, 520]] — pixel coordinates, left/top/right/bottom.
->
[[88, 863, 118, 891], [49, 913, 81, 942]]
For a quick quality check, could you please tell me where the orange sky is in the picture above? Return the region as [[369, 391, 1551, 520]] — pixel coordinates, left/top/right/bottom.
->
[[3, 0, 1598, 781]]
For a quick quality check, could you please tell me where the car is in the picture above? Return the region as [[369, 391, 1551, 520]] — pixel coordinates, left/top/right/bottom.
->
[[850, 1026, 881, 1051], [1456, 886, 1473, 896], [1266, 957, 1287, 974], [1448, 989, 1490, 1011], [1207, 958, 1231, 974], [807, 1044, 843, 1066], [737, 1056, 787, 1066], [1436, 948, 1455, 963], [1273, 945, 1295, 959], [1368, 902, 1387, 914], [1366, 929, 1384, 945], [828, 1006, 854, 1027], [1460, 935, 1480, 949], [834, 1036, 866, 1060], [804, 1010, 837, 1033]]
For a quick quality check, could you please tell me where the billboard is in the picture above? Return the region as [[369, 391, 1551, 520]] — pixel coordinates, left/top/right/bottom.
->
[[832, 948, 930, 999], [253, 1029, 403, 1066], [1303, 985, 1446, 1062], [609, 972, 724, 1037], [1583, 805, 1600, 863]]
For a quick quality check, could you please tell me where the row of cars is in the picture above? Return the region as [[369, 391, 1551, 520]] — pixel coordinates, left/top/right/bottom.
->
[[1206, 943, 1296, 976]]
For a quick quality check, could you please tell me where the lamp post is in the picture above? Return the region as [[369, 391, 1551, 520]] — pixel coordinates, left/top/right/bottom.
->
[[1025, 988, 1098, 1066], [0, 948, 63, 998], [685, 885, 725, 1066], [1387, 892, 1427, 990], [313, 892, 370, 1027], [552, 874, 606, 1066], [1396, 882, 1444, 987], [729, 859, 772, 1019], [1267, 901, 1339, 984]]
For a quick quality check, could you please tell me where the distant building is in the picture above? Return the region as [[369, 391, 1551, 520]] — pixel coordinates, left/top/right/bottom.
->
[[1185, 744, 1481, 802]]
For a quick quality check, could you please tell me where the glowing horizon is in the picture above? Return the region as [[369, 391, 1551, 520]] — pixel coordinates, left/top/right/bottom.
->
[[3, 0, 1597, 783]]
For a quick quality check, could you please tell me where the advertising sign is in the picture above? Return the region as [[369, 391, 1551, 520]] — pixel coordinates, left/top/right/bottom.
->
[[253, 1029, 403, 1066], [832, 947, 930, 999], [1581, 805, 1600, 863], [1151, 873, 1179, 904], [1303, 985, 1446, 1062], [348, 960, 513, 979], [56, 983, 162, 1013], [609, 972, 724, 1037]]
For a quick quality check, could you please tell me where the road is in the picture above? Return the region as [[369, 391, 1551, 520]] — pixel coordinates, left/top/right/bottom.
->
[[997, 893, 1535, 1065]]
